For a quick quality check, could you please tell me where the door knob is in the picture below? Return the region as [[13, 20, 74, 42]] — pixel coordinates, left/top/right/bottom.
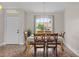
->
[[17, 29, 19, 33]]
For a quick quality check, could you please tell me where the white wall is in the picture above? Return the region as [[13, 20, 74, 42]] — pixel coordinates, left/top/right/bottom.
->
[[24, 12, 34, 32], [24, 11, 64, 33], [0, 10, 4, 45], [54, 11, 64, 32], [65, 5, 79, 56]]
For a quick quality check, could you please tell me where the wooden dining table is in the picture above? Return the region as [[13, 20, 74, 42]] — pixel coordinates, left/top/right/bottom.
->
[[27, 34, 64, 45]]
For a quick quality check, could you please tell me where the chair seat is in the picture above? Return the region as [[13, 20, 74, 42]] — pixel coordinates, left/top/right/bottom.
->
[[47, 44, 56, 48], [35, 45, 45, 48], [47, 41, 56, 44]]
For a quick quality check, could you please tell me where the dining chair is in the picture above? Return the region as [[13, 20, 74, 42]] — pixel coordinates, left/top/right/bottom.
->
[[61, 32, 65, 38], [23, 32, 33, 56], [23, 32, 27, 53], [57, 32, 65, 53], [46, 33, 58, 57], [34, 33, 45, 57], [59, 32, 65, 38], [61, 32, 65, 52]]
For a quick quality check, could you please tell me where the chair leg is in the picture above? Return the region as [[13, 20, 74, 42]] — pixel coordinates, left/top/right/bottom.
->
[[60, 42, 64, 56], [23, 47, 27, 54], [46, 47, 48, 57], [56, 47, 58, 57], [53, 47, 57, 57], [53, 48, 55, 56], [61, 42, 64, 51], [43, 47, 45, 57], [34, 47, 36, 57]]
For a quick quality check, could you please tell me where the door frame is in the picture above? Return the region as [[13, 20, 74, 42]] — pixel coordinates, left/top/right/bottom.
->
[[4, 9, 24, 44]]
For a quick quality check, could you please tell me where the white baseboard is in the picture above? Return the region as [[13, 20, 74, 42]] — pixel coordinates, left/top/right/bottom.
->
[[65, 43, 79, 56], [0, 42, 6, 46], [0, 42, 24, 46], [4, 42, 24, 45]]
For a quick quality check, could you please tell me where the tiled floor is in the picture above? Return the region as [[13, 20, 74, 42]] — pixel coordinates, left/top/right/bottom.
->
[[0, 44, 78, 57]]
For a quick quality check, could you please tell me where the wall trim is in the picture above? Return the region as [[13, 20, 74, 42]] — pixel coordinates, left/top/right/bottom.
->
[[65, 43, 79, 56], [0, 42, 6, 46], [4, 42, 24, 45], [0, 42, 24, 46]]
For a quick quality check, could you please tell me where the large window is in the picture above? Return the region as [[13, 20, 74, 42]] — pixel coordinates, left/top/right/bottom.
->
[[35, 16, 54, 32]]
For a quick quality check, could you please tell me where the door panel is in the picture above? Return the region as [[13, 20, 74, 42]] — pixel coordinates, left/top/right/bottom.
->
[[6, 17, 20, 44]]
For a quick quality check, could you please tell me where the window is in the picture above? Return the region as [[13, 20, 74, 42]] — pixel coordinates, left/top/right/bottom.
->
[[35, 15, 54, 32]]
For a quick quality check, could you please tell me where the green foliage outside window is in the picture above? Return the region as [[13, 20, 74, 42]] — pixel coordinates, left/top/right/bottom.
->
[[36, 23, 44, 30]]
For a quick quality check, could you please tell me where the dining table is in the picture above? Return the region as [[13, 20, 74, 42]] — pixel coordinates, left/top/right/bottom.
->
[[27, 34, 64, 45]]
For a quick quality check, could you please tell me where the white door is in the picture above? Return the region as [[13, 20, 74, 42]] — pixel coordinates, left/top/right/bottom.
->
[[6, 17, 21, 44]]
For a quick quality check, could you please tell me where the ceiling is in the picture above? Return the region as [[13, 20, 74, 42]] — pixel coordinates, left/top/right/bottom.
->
[[1, 2, 79, 13]]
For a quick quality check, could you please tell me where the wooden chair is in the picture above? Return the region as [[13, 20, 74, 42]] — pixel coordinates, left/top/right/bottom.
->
[[23, 32, 27, 53], [23, 32, 33, 56], [58, 32, 65, 38], [34, 33, 45, 57], [57, 32, 65, 54], [46, 33, 58, 57], [61, 32, 65, 38]]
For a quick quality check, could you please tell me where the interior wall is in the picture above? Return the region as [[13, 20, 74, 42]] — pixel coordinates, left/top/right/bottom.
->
[[24, 12, 34, 33], [65, 5, 79, 56], [24, 11, 64, 33], [54, 11, 64, 32], [0, 10, 4, 45]]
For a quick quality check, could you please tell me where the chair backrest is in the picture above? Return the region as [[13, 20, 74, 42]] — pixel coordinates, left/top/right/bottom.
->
[[47, 33, 58, 42], [24, 32, 27, 41], [34, 33, 45, 42], [58, 32, 65, 38], [24, 32, 28, 46], [61, 32, 65, 38]]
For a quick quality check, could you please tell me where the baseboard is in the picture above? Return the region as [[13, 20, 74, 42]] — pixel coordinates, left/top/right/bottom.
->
[[0, 42, 6, 46], [65, 43, 79, 56], [0, 42, 24, 46], [4, 42, 24, 45]]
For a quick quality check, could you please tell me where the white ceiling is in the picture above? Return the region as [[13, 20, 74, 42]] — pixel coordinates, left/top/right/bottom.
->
[[1, 2, 79, 13]]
